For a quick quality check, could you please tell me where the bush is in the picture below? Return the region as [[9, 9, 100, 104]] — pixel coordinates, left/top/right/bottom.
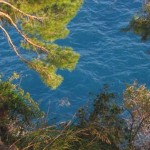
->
[[0, 73, 44, 145]]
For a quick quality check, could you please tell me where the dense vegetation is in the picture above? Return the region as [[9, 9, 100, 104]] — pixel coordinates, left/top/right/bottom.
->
[[0, 74, 44, 149], [0, 78, 150, 150], [0, 0, 150, 150]]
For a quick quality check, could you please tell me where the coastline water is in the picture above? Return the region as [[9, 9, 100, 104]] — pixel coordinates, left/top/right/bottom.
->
[[1, 0, 150, 122]]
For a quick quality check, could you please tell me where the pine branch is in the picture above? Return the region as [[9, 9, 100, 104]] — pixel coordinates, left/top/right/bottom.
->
[[0, 11, 49, 54], [0, 0, 45, 21]]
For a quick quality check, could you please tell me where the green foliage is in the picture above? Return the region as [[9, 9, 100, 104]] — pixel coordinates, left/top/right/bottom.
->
[[17, 127, 81, 150], [0, 73, 44, 144], [125, 1, 150, 41], [8, 0, 82, 41], [29, 59, 63, 89], [0, 0, 83, 89]]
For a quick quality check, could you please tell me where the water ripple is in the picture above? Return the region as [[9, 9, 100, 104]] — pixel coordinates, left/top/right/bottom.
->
[[1, 0, 150, 122]]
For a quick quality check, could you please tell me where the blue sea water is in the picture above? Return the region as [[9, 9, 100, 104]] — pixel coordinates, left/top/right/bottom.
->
[[1, 0, 150, 122]]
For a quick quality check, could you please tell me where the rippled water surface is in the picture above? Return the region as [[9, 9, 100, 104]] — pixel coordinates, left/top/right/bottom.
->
[[1, 0, 150, 122]]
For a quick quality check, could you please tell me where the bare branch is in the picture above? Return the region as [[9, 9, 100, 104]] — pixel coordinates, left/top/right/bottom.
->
[[124, 108, 135, 141], [132, 114, 150, 141], [0, 24, 28, 63]]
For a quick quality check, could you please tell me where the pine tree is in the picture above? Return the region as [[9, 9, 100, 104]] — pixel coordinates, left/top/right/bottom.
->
[[0, 0, 83, 89]]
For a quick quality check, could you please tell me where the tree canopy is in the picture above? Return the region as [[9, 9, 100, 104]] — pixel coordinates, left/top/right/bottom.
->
[[0, 0, 83, 89]]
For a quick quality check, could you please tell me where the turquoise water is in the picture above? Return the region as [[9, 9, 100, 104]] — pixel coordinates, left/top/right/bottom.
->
[[1, 0, 150, 122]]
